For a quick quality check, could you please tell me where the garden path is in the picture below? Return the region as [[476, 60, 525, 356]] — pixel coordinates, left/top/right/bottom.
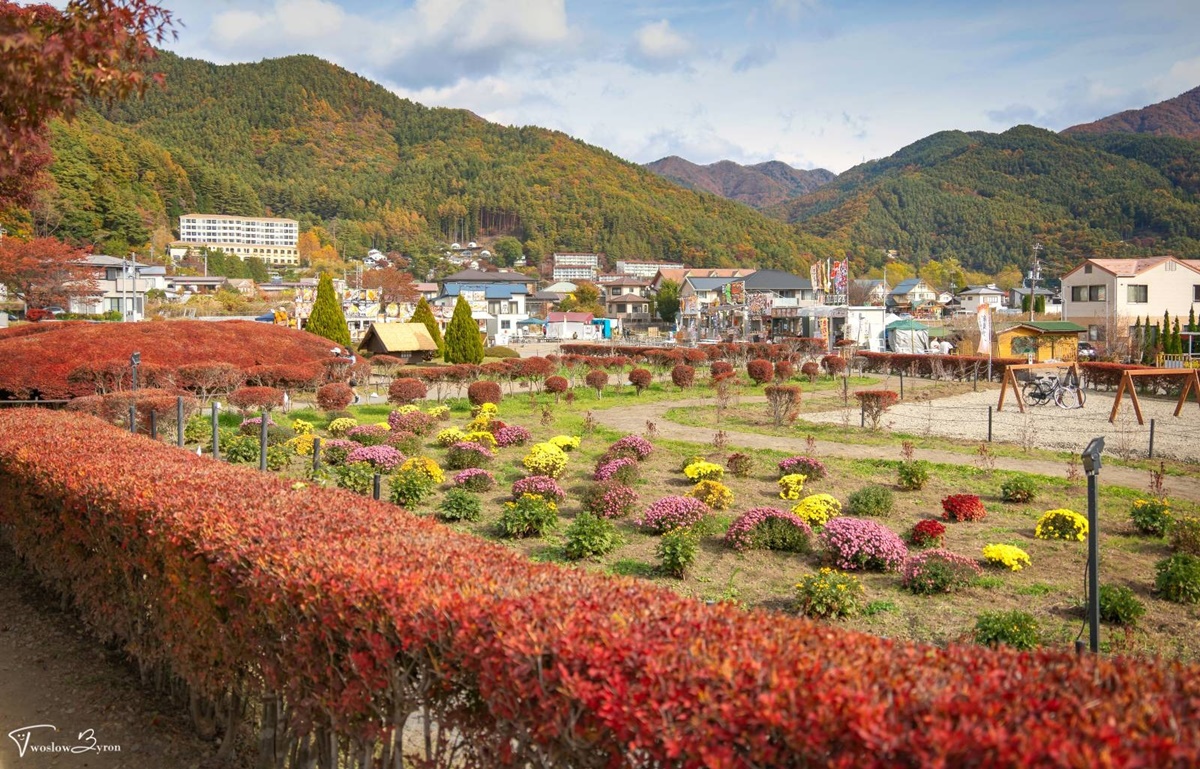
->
[[593, 390, 1200, 503]]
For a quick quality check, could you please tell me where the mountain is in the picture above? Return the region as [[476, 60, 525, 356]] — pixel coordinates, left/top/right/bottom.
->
[[1064, 85, 1200, 140], [767, 124, 1200, 274], [645, 156, 834, 208], [34, 52, 837, 269]]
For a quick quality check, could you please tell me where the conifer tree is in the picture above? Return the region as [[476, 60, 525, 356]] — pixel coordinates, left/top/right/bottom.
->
[[1171, 317, 1183, 355], [443, 295, 483, 364], [1189, 307, 1196, 333], [306, 273, 351, 348], [1033, 294, 1045, 314], [409, 296, 444, 355], [1132, 317, 1142, 363]]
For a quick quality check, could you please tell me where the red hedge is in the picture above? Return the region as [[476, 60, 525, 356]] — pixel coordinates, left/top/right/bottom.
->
[[317, 382, 354, 411], [544, 376, 569, 395], [387, 377, 427, 405], [710, 361, 734, 378], [226, 386, 285, 412], [1, 410, 1198, 766], [467, 380, 502, 406], [671, 364, 695, 389], [747, 358, 774, 385], [628, 367, 653, 394]]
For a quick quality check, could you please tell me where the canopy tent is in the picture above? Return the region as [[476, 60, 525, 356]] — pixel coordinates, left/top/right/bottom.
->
[[517, 317, 547, 326], [885, 319, 930, 354]]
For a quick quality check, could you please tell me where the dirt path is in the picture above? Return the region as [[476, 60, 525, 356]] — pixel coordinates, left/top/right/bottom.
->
[[594, 391, 1200, 503], [0, 546, 228, 769]]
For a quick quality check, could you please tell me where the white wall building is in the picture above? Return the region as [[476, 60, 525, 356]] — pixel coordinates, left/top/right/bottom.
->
[[173, 214, 300, 266], [957, 285, 1007, 314], [1061, 256, 1200, 346], [615, 260, 684, 279], [69, 255, 167, 321]]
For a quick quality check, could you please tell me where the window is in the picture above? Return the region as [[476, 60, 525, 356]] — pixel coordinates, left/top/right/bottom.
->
[[618, 304, 628, 314], [500, 320, 511, 330], [1088, 324, 1106, 342], [1084, 264, 1092, 274], [1089, 285, 1106, 302], [1127, 285, 1148, 303], [1194, 285, 1200, 302], [1071, 286, 1087, 302]]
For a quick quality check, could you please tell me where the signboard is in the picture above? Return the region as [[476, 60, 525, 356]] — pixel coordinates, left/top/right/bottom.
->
[[977, 304, 992, 355], [461, 290, 487, 314]]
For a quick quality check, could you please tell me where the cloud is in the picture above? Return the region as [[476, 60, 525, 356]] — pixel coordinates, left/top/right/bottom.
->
[[768, 0, 820, 22], [628, 19, 693, 70], [984, 78, 1154, 130], [986, 104, 1039, 125], [630, 125, 762, 165], [205, 0, 571, 88], [1156, 56, 1200, 99], [733, 44, 776, 72]]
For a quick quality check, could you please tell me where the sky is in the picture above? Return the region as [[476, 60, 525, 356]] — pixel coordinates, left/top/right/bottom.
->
[[150, 0, 1200, 173]]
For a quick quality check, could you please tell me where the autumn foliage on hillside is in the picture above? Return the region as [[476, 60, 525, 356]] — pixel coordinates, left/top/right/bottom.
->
[[0, 320, 340, 399], [1, 409, 1198, 766]]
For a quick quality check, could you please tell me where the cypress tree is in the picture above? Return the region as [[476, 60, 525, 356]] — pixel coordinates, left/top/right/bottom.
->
[[1021, 294, 1031, 313], [443, 295, 484, 364], [409, 296, 444, 355], [1033, 294, 1046, 314], [305, 273, 351, 348], [1172, 317, 1183, 355], [1133, 316, 1142, 362], [1188, 307, 1196, 333]]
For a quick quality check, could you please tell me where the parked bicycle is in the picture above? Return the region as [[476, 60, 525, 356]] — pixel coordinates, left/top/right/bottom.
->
[[1021, 371, 1086, 409]]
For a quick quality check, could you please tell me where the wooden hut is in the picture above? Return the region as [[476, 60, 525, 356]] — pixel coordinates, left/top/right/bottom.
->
[[997, 321, 1087, 362], [357, 323, 438, 363]]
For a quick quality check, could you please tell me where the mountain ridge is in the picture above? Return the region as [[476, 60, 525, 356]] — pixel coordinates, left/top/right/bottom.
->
[[1064, 85, 1200, 140], [644, 155, 834, 209]]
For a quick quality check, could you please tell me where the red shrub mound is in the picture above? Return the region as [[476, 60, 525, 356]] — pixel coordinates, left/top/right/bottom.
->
[[467, 380, 502, 406], [628, 367, 653, 394], [585, 369, 608, 394], [1, 410, 1198, 767], [227, 386, 284, 413], [66, 388, 200, 430], [387, 377, 427, 405], [0, 320, 341, 400], [544, 376, 569, 396], [317, 383, 354, 411], [671, 364, 695, 389], [710, 361, 734, 378]]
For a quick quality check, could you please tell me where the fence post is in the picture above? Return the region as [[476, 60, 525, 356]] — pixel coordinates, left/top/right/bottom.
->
[[899, 371, 904, 400], [973, 366, 979, 392], [259, 409, 269, 472], [1148, 418, 1155, 459], [373, 473, 382, 501], [860, 399, 865, 428], [312, 437, 322, 473], [150, 411, 158, 440], [176, 396, 185, 447], [211, 402, 220, 459], [842, 375, 848, 403], [129, 405, 137, 434], [987, 406, 993, 443]]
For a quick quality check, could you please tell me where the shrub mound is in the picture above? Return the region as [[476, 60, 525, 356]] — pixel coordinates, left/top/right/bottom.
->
[[2, 410, 1198, 767]]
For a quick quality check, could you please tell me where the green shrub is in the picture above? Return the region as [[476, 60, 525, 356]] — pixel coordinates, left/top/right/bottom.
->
[[847, 485, 893, 516], [1170, 515, 1200, 556], [219, 430, 258, 464], [1001, 475, 1037, 503], [184, 414, 211, 444], [657, 529, 697, 578], [266, 442, 293, 471], [388, 468, 436, 508], [896, 460, 929, 491], [437, 488, 483, 522], [335, 462, 375, 495], [1097, 585, 1146, 626], [563, 513, 620, 560], [794, 568, 865, 619], [973, 610, 1040, 650], [484, 345, 520, 358], [1130, 498, 1172, 537], [499, 493, 559, 538], [1154, 553, 1200, 604]]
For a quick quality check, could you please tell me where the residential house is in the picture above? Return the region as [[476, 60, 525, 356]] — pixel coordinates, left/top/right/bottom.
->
[[69, 255, 167, 320], [1061, 256, 1200, 348], [650, 267, 755, 292], [441, 268, 536, 294], [741, 269, 816, 339], [437, 281, 529, 344], [414, 282, 440, 302], [603, 276, 653, 325], [526, 289, 567, 318], [851, 279, 889, 306], [1009, 286, 1060, 314], [887, 278, 938, 312], [166, 276, 231, 296], [956, 285, 1006, 314]]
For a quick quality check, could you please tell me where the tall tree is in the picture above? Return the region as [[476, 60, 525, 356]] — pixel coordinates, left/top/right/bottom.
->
[[493, 236, 523, 266], [408, 296, 443, 355], [0, 236, 95, 308], [443, 294, 482, 364], [305, 273, 350, 348], [363, 267, 417, 306], [1033, 294, 1046, 314], [656, 279, 681, 324], [0, 0, 175, 208]]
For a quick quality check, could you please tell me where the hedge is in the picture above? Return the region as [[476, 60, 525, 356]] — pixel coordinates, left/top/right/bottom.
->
[[1, 410, 1197, 767]]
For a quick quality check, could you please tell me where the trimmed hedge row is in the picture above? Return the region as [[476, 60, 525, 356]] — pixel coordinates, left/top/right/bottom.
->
[[1, 410, 1198, 766]]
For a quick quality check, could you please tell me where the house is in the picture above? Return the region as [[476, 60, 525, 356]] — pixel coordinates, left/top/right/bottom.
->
[[166, 275, 231, 296], [851, 279, 889, 306], [441, 268, 536, 294], [650, 268, 755, 292], [604, 276, 653, 325], [526, 290, 567, 318], [741, 270, 814, 301], [887, 278, 938, 311], [956, 285, 1006, 314], [997, 321, 1088, 362], [226, 278, 259, 297], [1008, 285, 1057, 309], [357, 322, 438, 363], [546, 311, 598, 340], [413, 282, 440, 302], [437, 282, 529, 344], [69, 255, 167, 320], [1060, 256, 1200, 347]]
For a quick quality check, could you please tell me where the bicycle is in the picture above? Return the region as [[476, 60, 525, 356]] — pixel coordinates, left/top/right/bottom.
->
[[1021, 373, 1086, 409]]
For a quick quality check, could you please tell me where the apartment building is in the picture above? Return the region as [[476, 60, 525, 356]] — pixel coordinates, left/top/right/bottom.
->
[[173, 214, 300, 266], [551, 252, 602, 283], [615, 259, 684, 279]]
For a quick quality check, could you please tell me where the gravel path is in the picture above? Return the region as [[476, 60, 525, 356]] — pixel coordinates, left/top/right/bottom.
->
[[593, 391, 1200, 502]]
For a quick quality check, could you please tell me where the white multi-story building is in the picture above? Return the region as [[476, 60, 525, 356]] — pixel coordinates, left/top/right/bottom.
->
[[615, 260, 685, 279], [551, 252, 601, 283], [172, 214, 300, 266]]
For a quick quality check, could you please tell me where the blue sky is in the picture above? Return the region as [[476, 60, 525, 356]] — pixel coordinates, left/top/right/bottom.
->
[[155, 0, 1200, 172]]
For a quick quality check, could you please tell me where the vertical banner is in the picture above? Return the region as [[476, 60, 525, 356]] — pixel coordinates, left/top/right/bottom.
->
[[976, 303, 992, 355], [833, 260, 848, 296]]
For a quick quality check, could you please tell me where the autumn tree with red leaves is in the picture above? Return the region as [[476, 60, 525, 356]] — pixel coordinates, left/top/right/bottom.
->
[[0, 236, 96, 308], [0, 0, 176, 208]]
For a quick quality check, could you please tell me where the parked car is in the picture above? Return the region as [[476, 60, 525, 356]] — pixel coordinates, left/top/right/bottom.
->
[[1076, 341, 1097, 361]]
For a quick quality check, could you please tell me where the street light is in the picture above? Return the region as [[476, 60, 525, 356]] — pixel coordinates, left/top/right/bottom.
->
[[1028, 242, 1043, 321], [1081, 436, 1105, 654]]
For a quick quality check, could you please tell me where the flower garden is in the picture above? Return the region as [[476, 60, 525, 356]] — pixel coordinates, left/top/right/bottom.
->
[[2, 333, 1199, 764]]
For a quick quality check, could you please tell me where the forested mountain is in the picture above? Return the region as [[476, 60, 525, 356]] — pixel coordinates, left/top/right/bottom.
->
[[768, 124, 1200, 275], [1065, 85, 1200, 140], [35, 51, 837, 268], [644, 156, 833, 208]]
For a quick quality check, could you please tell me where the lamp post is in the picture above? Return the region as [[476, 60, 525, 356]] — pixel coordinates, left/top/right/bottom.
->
[[1028, 242, 1043, 321], [1081, 436, 1105, 654]]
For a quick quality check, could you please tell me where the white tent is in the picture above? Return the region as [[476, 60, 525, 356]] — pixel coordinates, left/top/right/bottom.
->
[[885, 319, 931, 354]]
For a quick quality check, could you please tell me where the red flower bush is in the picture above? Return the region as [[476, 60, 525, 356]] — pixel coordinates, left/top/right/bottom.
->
[[910, 519, 947, 548], [226, 386, 285, 413], [4, 411, 1198, 768], [747, 359, 774, 385], [467, 380, 502, 406], [544, 376, 569, 400], [628, 367, 653, 394], [585, 369, 608, 396], [388, 377, 427, 405], [671, 364, 695, 389], [821, 355, 848, 376], [710, 361, 734, 379], [942, 494, 988, 523], [317, 382, 354, 411]]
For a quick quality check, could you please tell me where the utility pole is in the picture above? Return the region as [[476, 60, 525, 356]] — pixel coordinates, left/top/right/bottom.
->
[[1029, 242, 1043, 322]]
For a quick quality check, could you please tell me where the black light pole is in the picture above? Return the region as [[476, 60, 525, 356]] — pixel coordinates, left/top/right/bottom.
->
[[129, 351, 141, 433], [1081, 436, 1105, 654], [211, 401, 220, 459]]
